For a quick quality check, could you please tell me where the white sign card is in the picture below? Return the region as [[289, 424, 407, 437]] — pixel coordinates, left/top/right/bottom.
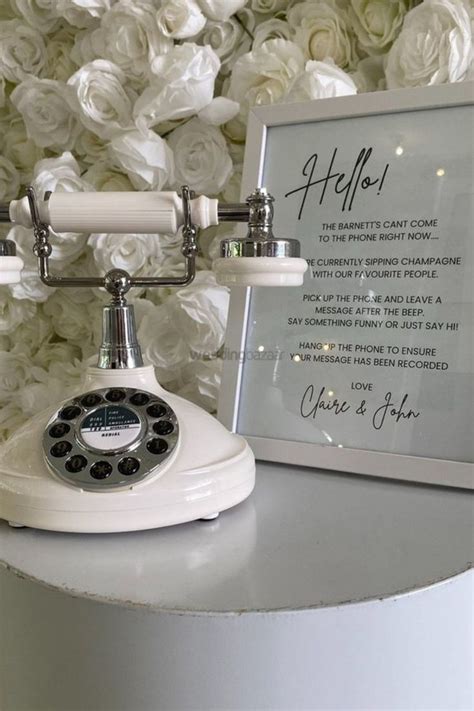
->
[[218, 83, 473, 489]]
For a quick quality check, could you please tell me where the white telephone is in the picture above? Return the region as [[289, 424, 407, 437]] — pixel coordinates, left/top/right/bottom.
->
[[0, 186, 307, 533]]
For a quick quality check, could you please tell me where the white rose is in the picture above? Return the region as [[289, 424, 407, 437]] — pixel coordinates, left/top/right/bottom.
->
[[253, 18, 292, 49], [11, 78, 80, 151], [32, 153, 93, 264], [32, 152, 92, 195], [0, 3, 17, 20], [23, 357, 88, 416], [0, 335, 10, 350], [108, 129, 174, 191], [10, 0, 60, 33], [0, 286, 37, 335], [0, 103, 14, 153], [287, 59, 358, 101], [227, 137, 245, 163], [251, 0, 287, 13], [386, 0, 472, 88], [70, 27, 104, 66], [43, 28, 78, 82], [0, 157, 20, 202], [197, 0, 247, 21], [196, 17, 245, 67], [8, 309, 53, 357], [43, 291, 95, 347], [226, 39, 305, 138], [17, 381, 63, 418], [177, 359, 222, 412], [288, 0, 360, 69], [68, 60, 135, 139], [54, 0, 112, 28], [197, 96, 240, 125], [138, 304, 191, 384], [157, 0, 206, 39], [0, 403, 26, 444], [74, 129, 108, 165], [168, 118, 233, 194], [157, 230, 186, 266], [0, 20, 46, 83], [99, 1, 172, 83], [7, 226, 55, 303], [134, 43, 220, 131], [83, 162, 133, 191], [129, 297, 156, 331], [350, 0, 415, 54], [165, 271, 229, 354], [0, 349, 32, 405], [351, 55, 386, 92], [46, 356, 91, 393], [220, 163, 242, 202], [88, 232, 162, 274], [32, 341, 82, 372], [9, 263, 54, 303], [60, 251, 100, 306], [10, 227, 95, 306]]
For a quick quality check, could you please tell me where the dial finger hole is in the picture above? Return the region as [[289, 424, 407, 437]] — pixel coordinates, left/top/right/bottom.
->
[[50, 441, 72, 458], [146, 438, 168, 455], [153, 421, 174, 436]]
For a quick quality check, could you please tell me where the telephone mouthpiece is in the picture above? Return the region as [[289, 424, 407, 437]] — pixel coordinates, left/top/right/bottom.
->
[[214, 240, 307, 287], [0, 240, 24, 284], [214, 188, 308, 287]]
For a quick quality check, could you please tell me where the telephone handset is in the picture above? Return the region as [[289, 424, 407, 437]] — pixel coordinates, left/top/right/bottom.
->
[[0, 186, 307, 533]]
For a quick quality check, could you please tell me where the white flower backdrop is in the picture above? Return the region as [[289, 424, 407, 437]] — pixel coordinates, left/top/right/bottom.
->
[[0, 0, 472, 442]]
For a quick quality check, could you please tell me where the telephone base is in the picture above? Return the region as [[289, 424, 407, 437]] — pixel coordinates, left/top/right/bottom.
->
[[0, 366, 255, 534]]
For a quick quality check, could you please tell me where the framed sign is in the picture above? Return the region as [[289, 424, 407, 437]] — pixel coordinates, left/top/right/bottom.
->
[[218, 82, 473, 489]]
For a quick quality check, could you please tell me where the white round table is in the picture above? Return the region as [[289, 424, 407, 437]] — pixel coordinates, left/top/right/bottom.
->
[[1, 462, 472, 710]]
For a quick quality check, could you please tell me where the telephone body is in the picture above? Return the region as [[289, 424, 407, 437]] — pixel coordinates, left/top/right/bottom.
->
[[0, 187, 306, 533]]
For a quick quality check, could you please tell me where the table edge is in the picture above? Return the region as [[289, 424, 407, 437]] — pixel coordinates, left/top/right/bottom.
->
[[1, 558, 472, 617]]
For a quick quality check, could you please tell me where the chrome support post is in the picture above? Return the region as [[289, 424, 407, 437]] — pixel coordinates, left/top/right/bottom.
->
[[98, 270, 143, 369]]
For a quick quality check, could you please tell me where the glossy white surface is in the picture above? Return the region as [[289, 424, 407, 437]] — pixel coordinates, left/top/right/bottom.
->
[[0, 255, 23, 284], [9, 191, 219, 233], [0, 366, 255, 533], [1, 461, 472, 612], [214, 256, 308, 286]]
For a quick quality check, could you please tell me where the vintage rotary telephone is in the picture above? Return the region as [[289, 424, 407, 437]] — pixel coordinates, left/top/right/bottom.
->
[[0, 186, 307, 533]]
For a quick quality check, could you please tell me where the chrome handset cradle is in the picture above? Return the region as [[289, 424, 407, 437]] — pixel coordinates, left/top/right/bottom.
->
[[0, 186, 307, 368]]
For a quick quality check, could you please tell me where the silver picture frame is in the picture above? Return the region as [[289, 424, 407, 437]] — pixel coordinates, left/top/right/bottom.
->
[[218, 82, 473, 489]]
